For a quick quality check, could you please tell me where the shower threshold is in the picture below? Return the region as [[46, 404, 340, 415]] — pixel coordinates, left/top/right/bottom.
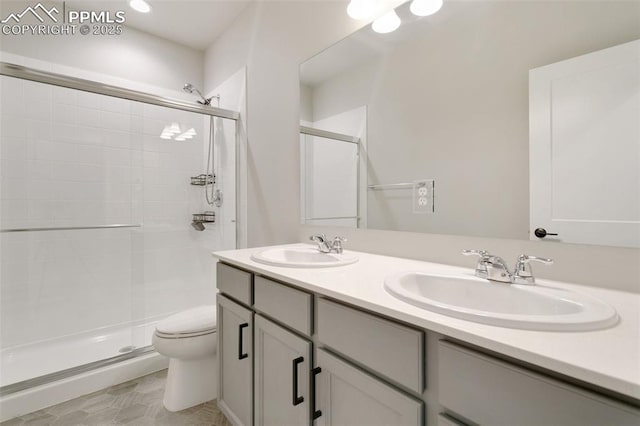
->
[[0, 345, 155, 397], [0, 315, 170, 396]]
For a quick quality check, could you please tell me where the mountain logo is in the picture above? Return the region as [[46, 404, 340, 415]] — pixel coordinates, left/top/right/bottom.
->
[[1, 3, 59, 24]]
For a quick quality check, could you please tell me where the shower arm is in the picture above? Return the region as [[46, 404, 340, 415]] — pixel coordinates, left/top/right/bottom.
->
[[183, 83, 220, 107]]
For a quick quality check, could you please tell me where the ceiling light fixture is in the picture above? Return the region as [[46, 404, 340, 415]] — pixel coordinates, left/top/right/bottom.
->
[[160, 123, 194, 140], [347, 0, 376, 20], [167, 122, 181, 134], [372, 9, 401, 33], [129, 0, 151, 13], [410, 0, 443, 16]]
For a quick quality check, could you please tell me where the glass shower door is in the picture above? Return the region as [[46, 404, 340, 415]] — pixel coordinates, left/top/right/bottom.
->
[[300, 132, 360, 228], [0, 69, 239, 392], [0, 76, 143, 388]]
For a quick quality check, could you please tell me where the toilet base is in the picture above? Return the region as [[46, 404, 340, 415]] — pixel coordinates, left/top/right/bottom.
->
[[162, 355, 218, 412]]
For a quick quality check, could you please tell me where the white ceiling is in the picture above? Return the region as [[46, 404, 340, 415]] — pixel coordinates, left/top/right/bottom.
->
[[66, 0, 254, 50], [300, 0, 434, 86], [66, 0, 410, 52]]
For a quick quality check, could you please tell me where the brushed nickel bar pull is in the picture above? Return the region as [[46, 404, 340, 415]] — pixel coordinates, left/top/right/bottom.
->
[[0, 224, 142, 233]]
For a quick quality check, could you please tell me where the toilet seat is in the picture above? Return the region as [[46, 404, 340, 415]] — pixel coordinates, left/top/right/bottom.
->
[[155, 305, 216, 339], [155, 329, 216, 339]]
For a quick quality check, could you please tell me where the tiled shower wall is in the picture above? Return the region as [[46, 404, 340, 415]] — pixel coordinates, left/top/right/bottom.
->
[[0, 75, 235, 348]]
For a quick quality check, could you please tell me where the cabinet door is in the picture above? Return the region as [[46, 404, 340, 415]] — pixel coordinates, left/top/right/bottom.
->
[[255, 315, 311, 426], [438, 340, 640, 426], [314, 349, 423, 426], [218, 294, 253, 426]]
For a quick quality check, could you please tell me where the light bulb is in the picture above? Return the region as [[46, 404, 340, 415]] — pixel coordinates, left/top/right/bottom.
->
[[168, 122, 181, 134], [347, 0, 376, 20], [410, 0, 443, 16], [160, 125, 173, 139], [176, 131, 194, 140], [372, 9, 401, 33], [129, 0, 151, 13]]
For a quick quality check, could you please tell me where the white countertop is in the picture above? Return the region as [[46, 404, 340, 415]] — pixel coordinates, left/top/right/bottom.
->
[[212, 244, 640, 401]]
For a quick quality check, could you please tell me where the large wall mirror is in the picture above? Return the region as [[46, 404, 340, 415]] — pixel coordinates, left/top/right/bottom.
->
[[299, 0, 640, 248]]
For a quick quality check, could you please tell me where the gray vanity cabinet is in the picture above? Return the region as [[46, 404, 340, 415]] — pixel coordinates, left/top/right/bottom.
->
[[314, 298, 424, 426], [217, 294, 253, 426], [215, 262, 639, 426], [314, 349, 423, 426], [438, 340, 640, 426], [316, 298, 424, 394], [254, 314, 312, 426]]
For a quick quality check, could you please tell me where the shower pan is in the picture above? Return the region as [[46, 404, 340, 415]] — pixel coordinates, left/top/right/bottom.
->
[[0, 62, 239, 419]]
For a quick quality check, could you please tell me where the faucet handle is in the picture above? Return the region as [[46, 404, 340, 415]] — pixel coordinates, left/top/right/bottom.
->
[[462, 249, 490, 259], [309, 233, 327, 241], [517, 254, 553, 265], [331, 236, 347, 254], [513, 254, 553, 284], [462, 250, 491, 278]]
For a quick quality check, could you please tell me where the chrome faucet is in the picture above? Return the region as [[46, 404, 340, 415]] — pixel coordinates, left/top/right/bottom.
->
[[310, 234, 331, 252], [462, 250, 553, 284], [309, 234, 347, 254], [485, 255, 514, 283], [461, 249, 491, 279]]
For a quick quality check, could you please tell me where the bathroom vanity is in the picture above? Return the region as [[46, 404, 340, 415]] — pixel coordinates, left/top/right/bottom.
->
[[212, 245, 640, 426]]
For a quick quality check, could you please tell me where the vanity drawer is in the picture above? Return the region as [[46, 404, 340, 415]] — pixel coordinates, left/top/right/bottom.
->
[[217, 263, 253, 306], [316, 298, 424, 394], [254, 276, 312, 336], [438, 340, 640, 426]]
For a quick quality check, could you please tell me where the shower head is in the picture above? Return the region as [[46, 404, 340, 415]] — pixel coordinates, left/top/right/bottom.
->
[[191, 220, 206, 231], [183, 83, 218, 106], [182, 83, 196, 94]]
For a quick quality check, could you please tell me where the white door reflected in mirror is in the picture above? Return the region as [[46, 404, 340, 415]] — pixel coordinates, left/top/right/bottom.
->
[[530, 40, 640, 248]]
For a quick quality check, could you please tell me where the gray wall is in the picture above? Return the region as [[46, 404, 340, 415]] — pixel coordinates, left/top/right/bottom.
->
[[205, 0, 639, 292], [309, 1, 640, 239], [204, 1, 362, 247]]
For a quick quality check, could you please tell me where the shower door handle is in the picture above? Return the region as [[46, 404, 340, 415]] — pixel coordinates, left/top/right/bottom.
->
[[238, 323, 249, 360]]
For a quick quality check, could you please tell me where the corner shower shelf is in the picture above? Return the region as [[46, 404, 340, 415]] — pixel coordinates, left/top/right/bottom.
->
[[190, 174, 215, 186], [192, 212, 215, 223]]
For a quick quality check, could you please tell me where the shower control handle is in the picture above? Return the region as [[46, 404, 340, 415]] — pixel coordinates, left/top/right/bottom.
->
[[292, 356, 304, 406], [238, 323, 249, 360]]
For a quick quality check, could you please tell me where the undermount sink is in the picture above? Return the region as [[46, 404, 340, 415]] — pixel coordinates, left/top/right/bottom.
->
[[251, 246, 358, 268], [384, 272, 618, 331]]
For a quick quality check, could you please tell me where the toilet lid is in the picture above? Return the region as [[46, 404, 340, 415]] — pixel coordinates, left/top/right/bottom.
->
[[156, 305, 216, 335]]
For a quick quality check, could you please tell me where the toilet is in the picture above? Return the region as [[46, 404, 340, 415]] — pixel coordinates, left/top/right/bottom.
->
[[152, 305, 217, 412]]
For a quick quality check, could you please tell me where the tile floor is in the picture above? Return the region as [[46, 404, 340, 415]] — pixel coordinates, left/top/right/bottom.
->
[[1, 370, 231, 426]]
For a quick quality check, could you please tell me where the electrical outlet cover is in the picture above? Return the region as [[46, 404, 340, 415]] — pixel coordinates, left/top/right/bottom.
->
[[413, 180, 434, 214]]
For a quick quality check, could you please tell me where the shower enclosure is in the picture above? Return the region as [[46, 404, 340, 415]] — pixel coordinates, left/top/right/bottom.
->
[[0, 63, 239, 403], [299, 126, 362, 228]]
